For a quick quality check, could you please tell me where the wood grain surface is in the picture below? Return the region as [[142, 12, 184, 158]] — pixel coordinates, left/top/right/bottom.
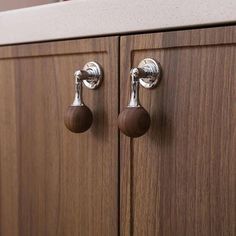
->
[[64, 105, 93, 133], [118, 107, 151, 138], [120, 26, 236, 236], [0, 36, 119, 236]]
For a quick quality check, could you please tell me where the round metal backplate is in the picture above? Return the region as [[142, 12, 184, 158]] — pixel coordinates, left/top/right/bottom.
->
[[138, 58, 162, 89], [83, 61, 103, 89]]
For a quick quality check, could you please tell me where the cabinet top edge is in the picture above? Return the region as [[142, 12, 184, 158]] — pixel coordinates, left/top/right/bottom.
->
[[0, 0, 236, 46]]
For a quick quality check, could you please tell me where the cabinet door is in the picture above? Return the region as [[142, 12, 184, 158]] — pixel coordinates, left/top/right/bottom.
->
[[120, 26, 236, 236], [0, 37, 119, 236]]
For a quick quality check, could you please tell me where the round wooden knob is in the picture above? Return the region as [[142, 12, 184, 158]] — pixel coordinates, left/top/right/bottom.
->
[[118, 107, 151, 138], [64, 105, 93, 133]]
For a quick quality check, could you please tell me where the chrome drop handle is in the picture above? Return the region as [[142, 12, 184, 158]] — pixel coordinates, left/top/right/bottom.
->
[[64, 61, 103, 133], [118, 58, 162, 138]]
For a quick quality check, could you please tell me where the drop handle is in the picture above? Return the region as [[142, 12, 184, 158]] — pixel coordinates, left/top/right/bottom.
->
[[64, 62, 103, 133], [118, 58, 162, 138]]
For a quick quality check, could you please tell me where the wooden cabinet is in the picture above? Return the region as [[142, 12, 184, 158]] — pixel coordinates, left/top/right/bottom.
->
[[120, 26, 236, 236], [0, 37, 119, 236], [0, 26, 235, 236]]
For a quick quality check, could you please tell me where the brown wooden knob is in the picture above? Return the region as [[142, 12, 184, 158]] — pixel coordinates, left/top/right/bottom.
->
[[64, 105, 93, 133], [118, 107, 151, 138]]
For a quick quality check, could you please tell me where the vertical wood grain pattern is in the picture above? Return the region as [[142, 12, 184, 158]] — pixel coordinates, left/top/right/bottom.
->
[[120, 26, 236, 236], [0, 37, 119, 236], [0, 57, 19, 236]]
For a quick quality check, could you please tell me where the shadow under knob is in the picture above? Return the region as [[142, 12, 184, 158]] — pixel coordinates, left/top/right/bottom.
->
[[64, 105, 93, 133], [118, 107, 151, 138]]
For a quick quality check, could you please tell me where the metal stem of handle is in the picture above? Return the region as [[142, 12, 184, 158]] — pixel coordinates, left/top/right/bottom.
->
[[72, 75, 84, 106], [128, 68, 141, 107], [128, 58, 162, 107], [71, 61, 103, 106]]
